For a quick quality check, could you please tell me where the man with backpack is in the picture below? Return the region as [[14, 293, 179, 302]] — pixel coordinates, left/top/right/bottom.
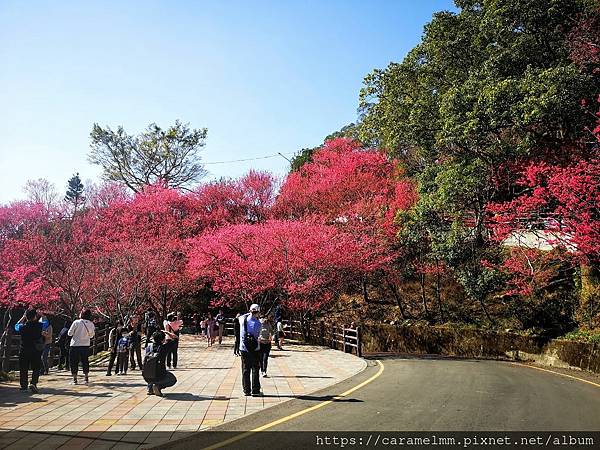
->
[[56, 321, 71, 370], [143, 330, 177, 397], [238, 304, 262, 396], [14, 309, 49, 393]]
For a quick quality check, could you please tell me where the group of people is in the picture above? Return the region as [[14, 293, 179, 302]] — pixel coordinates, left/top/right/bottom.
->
[[193, 309, 226, 346], [15, 308, 95, 392], [14, 304, 286, 399]]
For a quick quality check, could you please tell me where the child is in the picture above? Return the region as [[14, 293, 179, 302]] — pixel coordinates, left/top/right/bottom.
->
[[117, 327, 131, 375], [200, 317, 207, 336]]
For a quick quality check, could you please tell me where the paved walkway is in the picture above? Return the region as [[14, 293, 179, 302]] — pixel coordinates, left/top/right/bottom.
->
[[0, 335, 366, 449]]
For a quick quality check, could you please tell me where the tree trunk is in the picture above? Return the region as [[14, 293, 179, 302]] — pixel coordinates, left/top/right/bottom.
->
[[435, 260, 444, 322], [388, 282, 408, 320], [479, 297, 494, 325], [362, 279, 369, 303], [579, 264, 600, 328], [420, 271, 429, 320]]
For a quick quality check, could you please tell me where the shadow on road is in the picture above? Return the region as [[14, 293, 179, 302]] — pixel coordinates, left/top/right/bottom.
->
[[365, 352, 500, 363], [263, 393, 363, 403], [270, 375, 334, 379]]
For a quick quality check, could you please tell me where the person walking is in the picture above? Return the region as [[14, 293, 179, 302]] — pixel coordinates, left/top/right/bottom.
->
[[206, 312, 216, 347], [239, 304, 262, 396], [106, 320, 123, 376], [274, 303, 282, 349], [163, 312, 183, 368], [14, 309, 48, 393], [144, 311, 157, 348], [143, 330, 178, 397], [116, 327, 131, 375], [40, 313, 53, 375], [259, 313, 273, 377], [200, 316, 207, 336], [193, 313, 200, 335], [215, 309, 226, 344], [233, 313, 241, 356], [68, 309, 95, 385], [276, 320, 285, 350], [129, 321, 144, 370], [56, 321, 71, 370]]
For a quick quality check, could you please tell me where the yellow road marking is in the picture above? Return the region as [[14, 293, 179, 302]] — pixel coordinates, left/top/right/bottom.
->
[[201, 360, 385, 450], [510, 362, 600, 388]]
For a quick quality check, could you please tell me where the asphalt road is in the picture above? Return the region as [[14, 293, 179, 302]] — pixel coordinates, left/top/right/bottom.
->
[[165, 356, 600, 449]]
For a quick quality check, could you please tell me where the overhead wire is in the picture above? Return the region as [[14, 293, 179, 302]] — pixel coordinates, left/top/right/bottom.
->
[[203, 152, 296, 165]]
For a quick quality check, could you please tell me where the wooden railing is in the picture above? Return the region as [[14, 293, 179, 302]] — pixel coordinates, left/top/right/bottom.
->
[[282, 319, 362, 357], [1, 323, 109, 372]]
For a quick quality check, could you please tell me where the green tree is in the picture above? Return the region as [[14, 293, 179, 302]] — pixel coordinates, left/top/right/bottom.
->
[[89, 120, 208, 192], [359, 0, 598, 166], [65, 173, 85, 211]]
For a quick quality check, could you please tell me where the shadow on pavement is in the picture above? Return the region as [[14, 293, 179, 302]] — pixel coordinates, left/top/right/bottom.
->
[[163, 393, 225, 401], [31, 387, 113, 397], [0, 392, 46, 408]]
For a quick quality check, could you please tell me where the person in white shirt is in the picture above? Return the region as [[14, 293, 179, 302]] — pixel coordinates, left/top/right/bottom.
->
[[68, 309, 95, 385]]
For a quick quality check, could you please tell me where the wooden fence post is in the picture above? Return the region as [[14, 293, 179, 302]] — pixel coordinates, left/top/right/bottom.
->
[[331, 325, 336, 350], [357, 326, 363, 357], [320, 321, 325, 346], [342, 328, 347, 353], [0, 332, 7, 372]]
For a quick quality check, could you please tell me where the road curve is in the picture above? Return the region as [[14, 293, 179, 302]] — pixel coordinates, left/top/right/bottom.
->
[[166, 356, 600, 448]]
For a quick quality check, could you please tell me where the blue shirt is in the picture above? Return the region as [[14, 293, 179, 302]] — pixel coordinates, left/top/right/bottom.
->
[[238, 313, 262, 352], [15, 318, 49, 332]]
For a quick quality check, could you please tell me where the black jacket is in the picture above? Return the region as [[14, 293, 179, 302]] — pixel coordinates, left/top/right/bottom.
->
[[145, 339, 176, 381], [16, 322, 43, 353], [57, 327, 71, 349]]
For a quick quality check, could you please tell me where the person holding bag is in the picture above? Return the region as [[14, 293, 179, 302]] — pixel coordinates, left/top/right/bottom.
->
[[68, 309, 95, 385], [163, 312, 183, 368], [238, 304, 262, 396], [14, 308, 48, 393]]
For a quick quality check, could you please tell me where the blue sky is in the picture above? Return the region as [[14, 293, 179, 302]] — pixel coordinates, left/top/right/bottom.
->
[[0, 0, 455, 204]]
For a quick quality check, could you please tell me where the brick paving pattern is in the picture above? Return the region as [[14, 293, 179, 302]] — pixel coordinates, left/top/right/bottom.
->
[[0, 335, 365, 449]]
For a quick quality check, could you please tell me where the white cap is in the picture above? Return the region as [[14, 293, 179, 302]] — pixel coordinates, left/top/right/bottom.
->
[[249, 304, 260, 312]]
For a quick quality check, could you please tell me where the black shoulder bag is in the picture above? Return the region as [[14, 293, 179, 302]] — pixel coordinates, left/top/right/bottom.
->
[[242, 314, 258, 352]]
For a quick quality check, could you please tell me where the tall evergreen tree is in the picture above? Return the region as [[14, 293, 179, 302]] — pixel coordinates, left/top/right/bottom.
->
[[65, 173, 85, 211]]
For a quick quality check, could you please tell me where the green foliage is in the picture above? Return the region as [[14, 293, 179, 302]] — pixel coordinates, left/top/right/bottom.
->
[[562, 328, 600, 344], [359, 0, 598, 163], [65, 172, 85, 210], [89, 120, 208, 192], [290, 147, 318, 173]]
